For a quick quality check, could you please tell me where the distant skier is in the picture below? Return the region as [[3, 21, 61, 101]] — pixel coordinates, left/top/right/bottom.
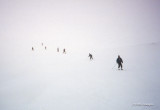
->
[[32, 47, 34, 51], [63, 49, 66, 54], [57, 48, 59, 52], [116, 55, 123, 70], [42, 43, 43, 46], [88, 53, 93, 60], [45, 46, 47, 50]]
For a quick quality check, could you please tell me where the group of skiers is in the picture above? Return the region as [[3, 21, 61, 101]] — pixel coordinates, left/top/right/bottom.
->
[[32, 43, 123, 70], [88, 53, 123, 70], [56, 47, 66, 54], [32, 46, 47, 51], [32, 46, 66, 54], [32, 43, 67, 54]]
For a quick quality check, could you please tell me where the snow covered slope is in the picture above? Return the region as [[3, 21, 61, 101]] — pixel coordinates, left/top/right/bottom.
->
[[1, 0, 160, 109], [0, 42, 160, 110]]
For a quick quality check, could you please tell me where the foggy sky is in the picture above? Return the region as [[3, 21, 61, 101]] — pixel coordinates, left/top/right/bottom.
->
[[0, 1, 160, 110], [0, 0, 160, 49]]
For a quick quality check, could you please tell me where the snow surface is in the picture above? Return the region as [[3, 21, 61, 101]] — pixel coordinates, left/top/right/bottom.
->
[[0, 42, 160, 110], [1, 0, 160, 110]]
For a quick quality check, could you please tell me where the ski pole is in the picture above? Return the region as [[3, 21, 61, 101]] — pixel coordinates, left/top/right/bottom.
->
[[112, 63, 117, 69]]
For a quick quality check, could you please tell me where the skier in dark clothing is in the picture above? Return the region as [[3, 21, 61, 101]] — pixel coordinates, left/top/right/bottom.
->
[[57, 48, 59, 52], [63, 49, 66, 54], [45, 46, 47, 50], [88, 53, 93, 60], [32, 47, 34, 51], [116, 55, 123, 70]]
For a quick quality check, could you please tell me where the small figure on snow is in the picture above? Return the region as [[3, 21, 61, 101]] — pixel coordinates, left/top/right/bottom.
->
[[57, 48, 59, 52], [42, 43, 43, 46], [88, 53, 93, 60], [63, 48, 66, 54], [116, 55, 123, 70], [32, 47, 34, 51], [45, 46, 47, 50]]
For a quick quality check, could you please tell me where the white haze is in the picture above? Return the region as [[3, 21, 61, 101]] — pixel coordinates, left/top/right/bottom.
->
[[0, 0, 160, 110]]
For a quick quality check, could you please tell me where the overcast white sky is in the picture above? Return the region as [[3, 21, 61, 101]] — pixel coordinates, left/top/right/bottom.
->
[[0, 0, 160, 50]]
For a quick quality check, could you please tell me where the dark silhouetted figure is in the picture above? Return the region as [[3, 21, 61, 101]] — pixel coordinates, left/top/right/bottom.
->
[[57, 48, 59, 52], [63, 49, 66, 54], [45, 46, 47, 50], [32, 47, 34, 51], [42, 43, 43, 46], [116, 55, 123, 70], [88, 53, 93, 60]]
